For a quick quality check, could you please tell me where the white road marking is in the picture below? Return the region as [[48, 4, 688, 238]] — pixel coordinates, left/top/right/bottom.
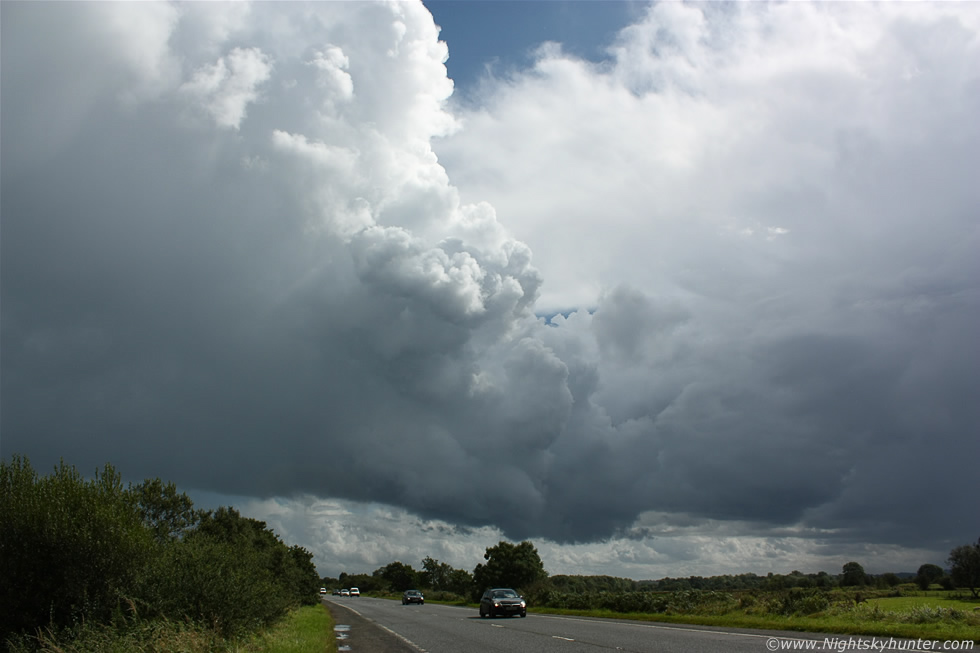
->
[[531, 614, 871, 647]]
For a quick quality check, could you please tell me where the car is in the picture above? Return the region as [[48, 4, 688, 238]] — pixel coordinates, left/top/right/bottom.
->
[[320, 587, 327, 595], [349, 587, 360, 597], [340, 589, 350, 597], [333, 589, 342, 596], [479, 588, 526, 618], [402, 590, 424, 605]]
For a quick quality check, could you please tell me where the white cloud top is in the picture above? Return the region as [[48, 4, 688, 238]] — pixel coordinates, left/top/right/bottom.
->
[[182, 47, 273, 129]]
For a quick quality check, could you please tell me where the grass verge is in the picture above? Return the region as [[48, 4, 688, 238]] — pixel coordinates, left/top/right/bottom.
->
[[243, 604, 335, 653], [5, 605, 337, 653]]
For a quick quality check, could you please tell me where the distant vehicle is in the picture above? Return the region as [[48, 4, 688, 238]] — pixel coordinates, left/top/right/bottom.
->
[[341, 589, 350, 597], [402, 589, 424, 605], [349, 587, 360, 597], [320, 587, 327, 595], [333, 589, 342, 596], [479, 588, 526, 618]]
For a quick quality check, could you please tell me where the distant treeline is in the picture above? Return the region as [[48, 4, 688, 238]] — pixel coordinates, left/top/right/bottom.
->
[[328, 547, 980, 604], [327, 541, 550, 602], [321, 555, 883, 601], [327, 568, 910, 599], [0, 456, 321, 652]]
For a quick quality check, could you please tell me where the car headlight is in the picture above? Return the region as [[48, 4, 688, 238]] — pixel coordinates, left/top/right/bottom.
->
[[520, 601, 526, 608]]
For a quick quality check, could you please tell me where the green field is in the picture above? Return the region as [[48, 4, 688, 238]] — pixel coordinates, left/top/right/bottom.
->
[[528, 590, 980, 643], [868, 592, 979, 613], [426, 588, 980, 643]]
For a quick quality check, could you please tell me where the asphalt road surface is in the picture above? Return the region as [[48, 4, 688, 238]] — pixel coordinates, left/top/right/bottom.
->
[[322, 596, 917, 653]]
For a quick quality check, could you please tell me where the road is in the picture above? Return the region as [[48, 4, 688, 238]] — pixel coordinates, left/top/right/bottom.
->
[[322, 596, 919, 653]]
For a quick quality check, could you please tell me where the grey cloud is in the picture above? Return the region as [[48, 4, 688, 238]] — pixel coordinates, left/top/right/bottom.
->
[[2, 0, 978, 579]]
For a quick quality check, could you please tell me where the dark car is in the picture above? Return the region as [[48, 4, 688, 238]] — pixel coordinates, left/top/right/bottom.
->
[[402, 589, 424, 605], [479, 588, 526, 618]]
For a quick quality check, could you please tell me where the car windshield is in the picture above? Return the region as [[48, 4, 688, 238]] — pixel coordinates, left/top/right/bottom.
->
[[407, 591, 420, 595], [492, 590, 518, 598]]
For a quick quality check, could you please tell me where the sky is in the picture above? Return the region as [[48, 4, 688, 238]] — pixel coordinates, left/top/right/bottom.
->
[[2, 0, 978, 581]]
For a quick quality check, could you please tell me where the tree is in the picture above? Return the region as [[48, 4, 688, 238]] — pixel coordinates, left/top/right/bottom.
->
[[814, 571, 836, 588], [378, 561, 418, 592], [345, 571, 381, 592], [447, 568, 475, 596], [418, 557, 473, 595], [472, 540, 547, 596], [132, 477, 196, 543], [421, 556, 452, 590], [840, 562, 868, 587], [140, 505, 320, 635], [915, 563, 944, 590], [878, 572, 901, 588], [286, 544, 321, 606], [948, 537, 980, 598], [0, 456, 321, 645], [0, 457, 152, 644]]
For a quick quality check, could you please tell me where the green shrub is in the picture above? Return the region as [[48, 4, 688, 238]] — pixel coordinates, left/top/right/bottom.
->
[[780, 590, 831, 615], [1, 457, 152, 646], [420, 590, 467, 603], [899, 605, 966, 624], [1, 456, 321, 650], [138, 507, 318, 637]]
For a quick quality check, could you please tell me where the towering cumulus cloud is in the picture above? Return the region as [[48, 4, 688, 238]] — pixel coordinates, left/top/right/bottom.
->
[[2, 1, 978, 575]]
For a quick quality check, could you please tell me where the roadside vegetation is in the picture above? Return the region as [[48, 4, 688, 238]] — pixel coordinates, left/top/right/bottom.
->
[[1, 456, 322, 652], [247, 604, 334, 653], [325, 541, 980, 643]]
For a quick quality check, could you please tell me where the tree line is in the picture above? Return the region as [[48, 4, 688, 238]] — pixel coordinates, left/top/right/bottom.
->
[[0, 456, 321, 651], [327, 540, 550, 602], [325, 544, 980, 604]]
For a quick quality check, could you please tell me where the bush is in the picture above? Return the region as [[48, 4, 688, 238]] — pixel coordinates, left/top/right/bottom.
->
[[780, 589, 830, 615], [419, 590, 467, 603], [136, 507, 318, 637], [0, 457, 153, 646], [528, 588, 740, 616], [137, 536, 287, 638], [899, 605, 966, 624], [1, 456, 321, 649]]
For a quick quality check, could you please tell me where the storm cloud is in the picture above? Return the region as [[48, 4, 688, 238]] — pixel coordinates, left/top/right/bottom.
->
[[2, 1, 977, 577]]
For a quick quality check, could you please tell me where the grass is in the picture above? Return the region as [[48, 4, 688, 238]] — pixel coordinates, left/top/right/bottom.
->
[[868, 594, 979, 612], [6, 605, 336, 653], [518, 590, 980, 643], [243, 604, 335, 653]]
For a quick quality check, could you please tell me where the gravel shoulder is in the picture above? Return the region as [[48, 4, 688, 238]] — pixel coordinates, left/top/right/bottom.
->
[[323, 599, 421, 653]]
